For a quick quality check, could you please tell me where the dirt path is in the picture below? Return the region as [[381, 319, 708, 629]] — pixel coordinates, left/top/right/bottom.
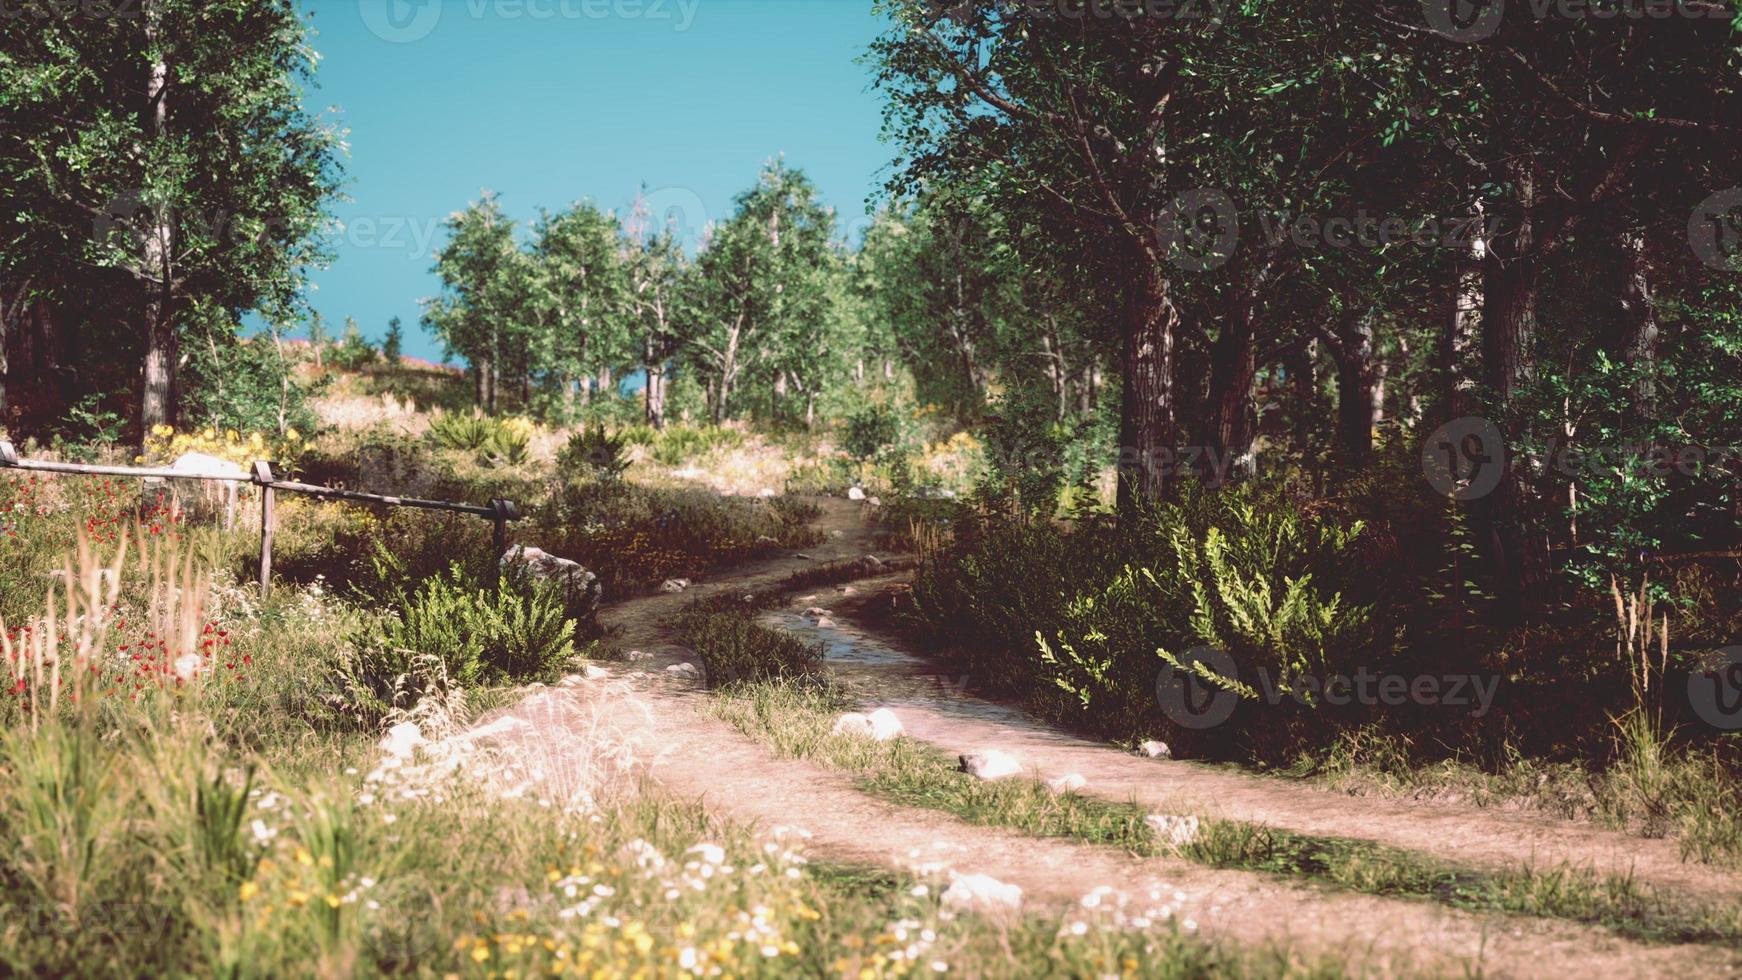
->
[[779, 579, 1742, 912], [470, 498, 1742, 978]]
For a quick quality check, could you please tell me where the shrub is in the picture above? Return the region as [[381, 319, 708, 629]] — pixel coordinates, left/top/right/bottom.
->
[[650, 425, 743, 467], [842, 404, 903, 465], [374, 564, 577, 686], [427, 411, 498, 452], [478, 425, 532, 468], [558, 425, 630, 480], [674, 595, 823, 686]]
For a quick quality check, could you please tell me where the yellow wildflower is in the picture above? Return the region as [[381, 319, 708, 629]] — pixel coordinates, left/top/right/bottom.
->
[[239, 881, 259, 902]]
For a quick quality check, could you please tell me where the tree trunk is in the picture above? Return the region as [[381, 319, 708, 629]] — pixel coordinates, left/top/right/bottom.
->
[[1477, 179, 1544, 613], [1115, 264, 1179, 517], [645, 363, 666, 429], [138, 12, 176, 439], [1329, 310, 1379, 463], [1617, 224, 1659, 418], [1286, 340, 1316, 455], [1439, 203, 1485, 425]]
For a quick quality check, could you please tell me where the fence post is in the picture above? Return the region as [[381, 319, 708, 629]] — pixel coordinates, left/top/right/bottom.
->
[[0, 441, 16, 466], [255, 461, 276, 600], [490, 498, 520, 560]]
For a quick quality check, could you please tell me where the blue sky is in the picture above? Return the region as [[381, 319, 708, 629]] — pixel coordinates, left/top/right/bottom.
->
[[299, 0, 892, 362]]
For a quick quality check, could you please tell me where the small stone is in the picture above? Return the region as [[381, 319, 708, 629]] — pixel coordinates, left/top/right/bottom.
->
[[758, 488, 777, 498], [1046, 772, 1087, 794], [794, 553, 813, 560], [1139, 740, 1172, 760], [660, 578, 691, 593], [803, 607, 830, 619], [941, 873, 1023, 913], [829, 529, 845, 539], [815, 617, 835, 629], [502, 546, 602, 615], [959, 750, 1022, 781], [1146, 814, 1201, 849], [583, 664, 609, 679], [867, 496, 881, 507], [835, 585, 856, 595], [847, 487, 867, 501], [625, 649, 653, 663], [665, 663, 702, 681]]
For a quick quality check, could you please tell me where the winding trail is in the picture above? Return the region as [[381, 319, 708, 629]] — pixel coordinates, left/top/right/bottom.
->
[[477, 497, 1742, 979]]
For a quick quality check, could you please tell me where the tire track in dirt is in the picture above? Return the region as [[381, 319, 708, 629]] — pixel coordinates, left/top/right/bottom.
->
[[780, 576, 1742, 912], [471, 499, 1742, 978]]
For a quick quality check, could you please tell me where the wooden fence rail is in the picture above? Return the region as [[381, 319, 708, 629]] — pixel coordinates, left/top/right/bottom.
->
[[0, 440, 521, 598]]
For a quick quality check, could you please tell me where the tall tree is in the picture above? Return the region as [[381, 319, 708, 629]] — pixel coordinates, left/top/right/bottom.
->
[[0, 0, 341, 439]]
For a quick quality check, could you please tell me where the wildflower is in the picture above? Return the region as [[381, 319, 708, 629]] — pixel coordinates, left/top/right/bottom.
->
[[239, 881, 259, 902]]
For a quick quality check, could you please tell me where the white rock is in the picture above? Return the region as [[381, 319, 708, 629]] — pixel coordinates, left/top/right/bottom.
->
[[857, 554, 884, 572], [625, 649, 653, 663], [803, 607, 830, 619], [758, 488, 777, 498], [832, 708, 904, 741], [380, 722, 425, 760], [941, 873, 1023, 913], [959, 750, 1022, 781], [660, 578, 691, 593], [867, 496, 882, 507], [1139, 740, 1172, 760], [829, 529, 845, 539], [584, 664, 609, 679], [665, 663, 702, 681], [847, 486, 867, 501], [1146, 814, 1201, 849], [502, 546, 601, 614], [1046, 772, 1087, 794]]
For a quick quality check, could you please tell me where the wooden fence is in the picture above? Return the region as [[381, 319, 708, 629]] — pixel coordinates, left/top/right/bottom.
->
[[0, 440, 521, 598]]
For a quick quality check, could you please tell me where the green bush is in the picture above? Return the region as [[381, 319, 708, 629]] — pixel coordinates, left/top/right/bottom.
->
[[674, 595, 824, 686], [843, 404, 903, 465], [427, 412, 499, 452], [650, 425, 744, 466], [558, 425, 630, 480], [371, 564, 577, 688], [478, 425, 532, 468]]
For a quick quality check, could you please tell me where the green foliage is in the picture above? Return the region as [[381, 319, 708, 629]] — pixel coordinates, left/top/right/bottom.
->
[[558, 425, 630, 480], [328, 318, 379, 372], [427, 411, 500, 452], [535, 478, 819, 594], [181, 324, 324, 440], [842, 404, 903, 465], [649, 424, 744, 466], [478, 425, 532, 468], [373, 564, 577, 688], [382, 316, 405, 363], [674, 595, 824, 686]]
